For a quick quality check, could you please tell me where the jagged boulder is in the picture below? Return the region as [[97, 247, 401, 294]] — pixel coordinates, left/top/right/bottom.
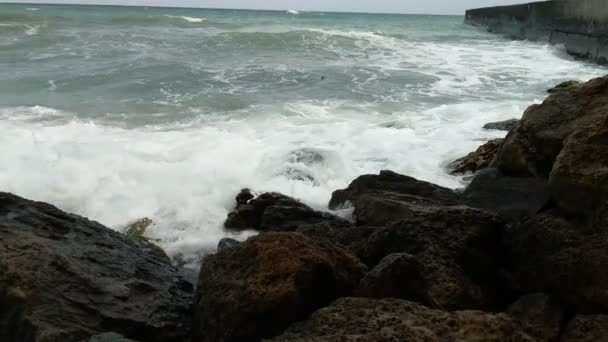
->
[[360, 205, 508, 311], [448, 138, 503, 175], [505, 212, 608, 314], [225, 191, 348, 231], [329, 170, 461, 226], [495, 75, 608, 178], [549, 115, 608, 221], [268, 297, 535, 342], [0, 193, 193, 342], [193, 232, 367, 342]]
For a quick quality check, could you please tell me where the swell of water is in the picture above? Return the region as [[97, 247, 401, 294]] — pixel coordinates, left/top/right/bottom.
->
[[0, 3, 606, 265]]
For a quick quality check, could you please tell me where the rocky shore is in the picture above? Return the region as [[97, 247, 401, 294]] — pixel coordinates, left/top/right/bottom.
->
[[2, 76, 608, 341]]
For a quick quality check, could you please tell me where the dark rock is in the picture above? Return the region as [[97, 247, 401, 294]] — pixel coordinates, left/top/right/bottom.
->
[[495, 75, 608, 177], [549, 115, 608, 221], [507, 293, 564, 341], [235, 188, 254, 207], [483, 119, 520, 131], [295, 222, 376, 260], [0, 193, 192, 342], [87, 332, 139, 342], [329, 170, 461, 226], [561, 315, 608, 342], [464, 168, 549, 219], [217, 237, 241, 251], [355, 253, 435, 307], [547, 80, 581, 94], [505, 213, 608, 313], [225, 192, 348, 232], [361, 205, 508, 311], [448, 139, 503, 175], [193, 232, 367, 342], [268, 297, 534, 342]]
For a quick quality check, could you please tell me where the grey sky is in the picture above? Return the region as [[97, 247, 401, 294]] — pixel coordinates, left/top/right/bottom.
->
[[0, 0, 526, 15]]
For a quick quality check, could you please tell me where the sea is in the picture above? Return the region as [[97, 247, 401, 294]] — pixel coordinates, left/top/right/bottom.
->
[[0, 3, 605, 264]]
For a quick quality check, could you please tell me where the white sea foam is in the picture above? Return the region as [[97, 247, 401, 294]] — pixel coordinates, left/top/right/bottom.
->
[[165, 15, 206, 23], [287, 10, 300, 15], [26, 7, 40, 11]]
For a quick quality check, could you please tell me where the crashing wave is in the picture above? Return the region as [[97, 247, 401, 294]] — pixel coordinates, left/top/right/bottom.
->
[[287, 10, 300, 15]]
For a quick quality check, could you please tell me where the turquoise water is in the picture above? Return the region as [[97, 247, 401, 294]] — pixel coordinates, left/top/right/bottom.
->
[[0, 3, 605, 262]]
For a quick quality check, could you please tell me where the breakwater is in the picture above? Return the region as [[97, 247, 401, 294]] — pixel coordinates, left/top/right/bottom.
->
[[465, 0, 608, 64]]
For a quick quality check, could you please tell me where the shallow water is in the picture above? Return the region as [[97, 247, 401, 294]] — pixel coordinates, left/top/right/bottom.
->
[[0, 3, 605, 263]]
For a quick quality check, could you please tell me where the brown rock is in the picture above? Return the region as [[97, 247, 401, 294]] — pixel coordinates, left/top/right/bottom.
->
[[495, 75, 608, 177], [549, 115, 608, 221], [547, 80, 581, 94], [484, 118, 520, 131], [225, 192, 348, 231], [355, 253, 435, 307], [329, 170, 461, 226], [268, 297, 535, 342], [448, 138, 503, 175], [361, 205, 508, 311], [507, 293, 564, 341], [505, 213, 608, 313], [464, 168, 549, 219], [561, 315, 608, 341], [193, 232, 367, 342]]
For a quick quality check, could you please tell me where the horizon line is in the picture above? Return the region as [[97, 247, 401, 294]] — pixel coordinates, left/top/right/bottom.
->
[[0, 1, 464, 16]]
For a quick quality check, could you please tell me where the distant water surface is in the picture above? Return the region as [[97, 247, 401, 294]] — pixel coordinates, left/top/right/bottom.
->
[[0, 3, 605, 263]]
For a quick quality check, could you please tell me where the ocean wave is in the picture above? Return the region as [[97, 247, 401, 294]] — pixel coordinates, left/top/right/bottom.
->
[[287, 10, 300, 15], [26, 8, 40, 11], [0, 23, 41, 36], [164, 15, 206, 23], [110, 14, 207, 27]]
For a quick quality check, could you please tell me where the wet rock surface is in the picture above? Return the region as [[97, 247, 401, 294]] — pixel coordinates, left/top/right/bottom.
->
[[483, 118, 520, 131], [193, 232, 367, 342], [448, 138, 503, 175], [225, 191, 349, 232], [463, 168, 549, 219], [329, 170, 461, 226], [547, 80, 581, 94], [0, 193, 193, 342]]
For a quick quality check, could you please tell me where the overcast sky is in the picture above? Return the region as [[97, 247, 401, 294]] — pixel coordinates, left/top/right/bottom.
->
[[0, 0, 527, 15]]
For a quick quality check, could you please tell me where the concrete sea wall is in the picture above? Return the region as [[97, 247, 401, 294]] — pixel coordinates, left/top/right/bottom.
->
[[465, 0, 608, 64]]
